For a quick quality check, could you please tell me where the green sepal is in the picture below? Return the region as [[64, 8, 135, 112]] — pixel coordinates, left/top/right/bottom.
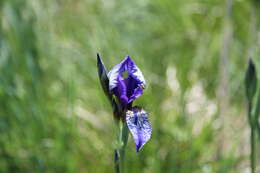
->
[[245, 59, 257, 102], [97, 54, 122, 120], [97, 53, 112, 100]]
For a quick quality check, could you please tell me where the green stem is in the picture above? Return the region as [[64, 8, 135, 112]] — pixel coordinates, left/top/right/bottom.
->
[[120, 122, 129, 172], [248, 100, 256, 173], [114, 121, 129, 173], [114, 149, 120, 173], [250, 127, 255, 173]]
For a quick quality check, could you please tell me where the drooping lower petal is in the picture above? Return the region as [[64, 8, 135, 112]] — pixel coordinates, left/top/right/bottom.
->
[[126, 107, 152, 152]]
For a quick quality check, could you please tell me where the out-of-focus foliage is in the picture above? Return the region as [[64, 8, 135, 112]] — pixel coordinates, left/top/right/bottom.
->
[[0, 0, 259, 172]]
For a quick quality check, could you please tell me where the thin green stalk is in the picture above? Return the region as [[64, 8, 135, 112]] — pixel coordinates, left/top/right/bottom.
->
[[250, 127, 255, 173], [120, 122, 129, 172], [114, 149, 120, 173], [248, 100, 256, 173], [114, 121, 129, 173]]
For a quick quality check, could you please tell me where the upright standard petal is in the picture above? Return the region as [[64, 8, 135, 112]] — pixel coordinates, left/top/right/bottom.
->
[[126, 75, 144, 103], [126, 107, 152, 152], [125, 56, 146, 89], [113, 75, 128, 108], [108, 56, 146, 91], [108, 56, 146, 106]]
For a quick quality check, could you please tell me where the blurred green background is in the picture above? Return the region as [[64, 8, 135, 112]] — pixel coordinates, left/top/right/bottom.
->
[[0, 0, 260, 172]]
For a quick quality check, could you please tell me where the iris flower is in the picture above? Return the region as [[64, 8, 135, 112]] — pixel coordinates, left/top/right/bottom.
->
[[97, 54, 152, 152], [108, 56, 146, 109]]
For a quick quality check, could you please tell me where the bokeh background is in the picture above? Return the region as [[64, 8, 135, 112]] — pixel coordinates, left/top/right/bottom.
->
[[0, 0, 260, 172]]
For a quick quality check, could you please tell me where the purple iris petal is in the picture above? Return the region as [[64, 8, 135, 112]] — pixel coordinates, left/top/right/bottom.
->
[[113, 75, 128, 107], [108, 56, 146, 107], [126, 107, 152, 152], [128, 85, 143, 103]]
